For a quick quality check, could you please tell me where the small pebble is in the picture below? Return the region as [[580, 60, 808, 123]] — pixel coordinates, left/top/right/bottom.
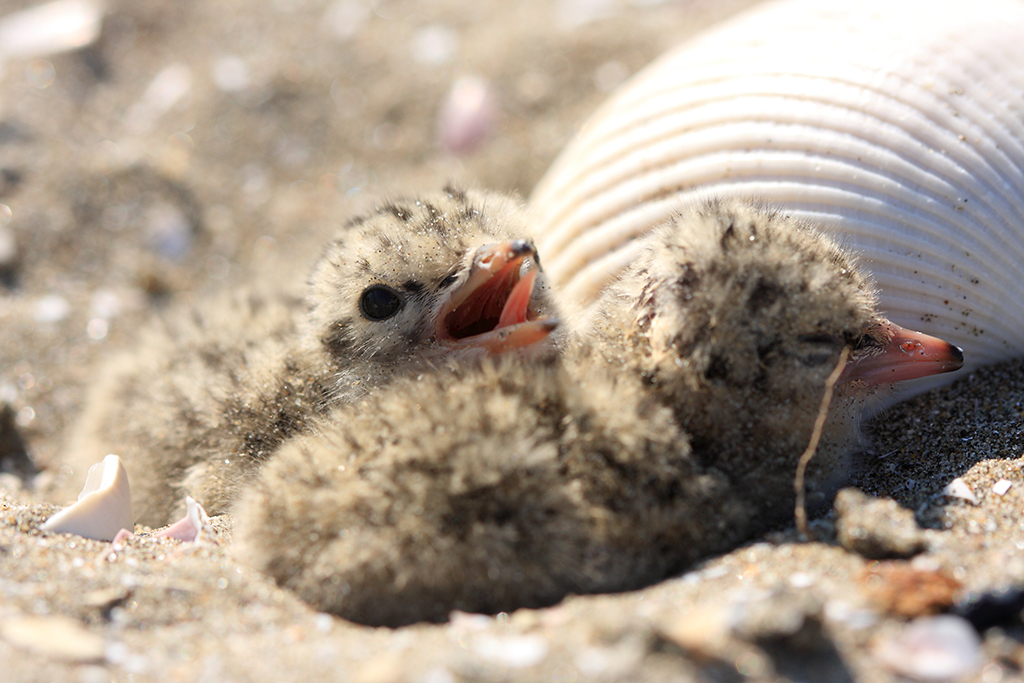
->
[[834, 488, 927, 559], [992, 479, 1012, 496], [874, 615, 982, 681], [942, 478, 978, 505]]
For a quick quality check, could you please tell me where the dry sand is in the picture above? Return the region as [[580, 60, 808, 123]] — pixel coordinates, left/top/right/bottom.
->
[[2, 0, 1024, 681]]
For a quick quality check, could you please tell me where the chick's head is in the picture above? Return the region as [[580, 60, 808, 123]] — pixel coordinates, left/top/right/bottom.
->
[[307, 187, 558, 372]]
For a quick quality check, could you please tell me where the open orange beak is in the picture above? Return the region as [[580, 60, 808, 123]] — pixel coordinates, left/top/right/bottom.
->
[[435, 240, 558, 353], [840, 321, 964, 386]]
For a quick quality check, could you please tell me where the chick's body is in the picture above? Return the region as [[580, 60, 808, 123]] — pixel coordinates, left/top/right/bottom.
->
[[69, 291, 331, 525], [63, 188, 556, 526], [233, 356, 750, 627]]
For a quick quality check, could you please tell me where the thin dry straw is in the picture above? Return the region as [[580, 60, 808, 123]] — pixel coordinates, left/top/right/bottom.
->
[[794, 346, 850, 537]]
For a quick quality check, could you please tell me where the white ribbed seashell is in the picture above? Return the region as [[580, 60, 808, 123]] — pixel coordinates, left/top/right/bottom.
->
[[530, 0, 1024, 381]]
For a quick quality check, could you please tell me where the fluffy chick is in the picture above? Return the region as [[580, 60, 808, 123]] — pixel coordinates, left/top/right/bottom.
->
[[63, 187, 557, 526], [233, 356, 751, 627], [588, 199, 963, 512]]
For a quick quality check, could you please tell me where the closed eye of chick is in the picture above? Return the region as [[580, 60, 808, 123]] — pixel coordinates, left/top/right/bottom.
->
[[588, 198, 963, 515], [59, 186, 558, 527]]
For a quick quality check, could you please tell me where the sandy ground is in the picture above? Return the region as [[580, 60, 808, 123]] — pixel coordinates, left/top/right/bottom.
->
[[3, 0, 1024, 681]]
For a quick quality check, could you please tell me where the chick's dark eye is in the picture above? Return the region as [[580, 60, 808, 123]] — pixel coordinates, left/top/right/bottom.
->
[[359, 285, 403, 320]]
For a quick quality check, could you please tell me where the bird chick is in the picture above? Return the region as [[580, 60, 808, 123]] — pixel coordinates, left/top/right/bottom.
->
[[588, 199, 964, 512], [233, 355, 753, 627], [232, 199, 963, 626], [62, 187, 558, 526], [309, 186, 558, 400]]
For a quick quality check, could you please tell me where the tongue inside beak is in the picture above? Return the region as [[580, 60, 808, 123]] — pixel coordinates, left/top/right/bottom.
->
[[498, 269, 537, 328], [840, 322, 965, 387], [438, 240, 558, 353]]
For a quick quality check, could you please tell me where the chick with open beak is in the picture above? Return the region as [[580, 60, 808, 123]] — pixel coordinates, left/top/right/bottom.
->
[[307, 187, 560, 398], [62, 187, 560, 526]]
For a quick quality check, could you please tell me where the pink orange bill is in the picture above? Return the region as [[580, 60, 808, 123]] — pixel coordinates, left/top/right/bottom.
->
[[840, 322, 964, 386]]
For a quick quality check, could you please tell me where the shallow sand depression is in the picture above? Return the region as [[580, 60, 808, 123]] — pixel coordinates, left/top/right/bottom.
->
[[2, 1, 1024, 681]]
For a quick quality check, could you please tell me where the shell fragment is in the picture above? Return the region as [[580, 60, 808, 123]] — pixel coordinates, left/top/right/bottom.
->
[[42, 454, 133, 541], [155, 496, 211, 543]]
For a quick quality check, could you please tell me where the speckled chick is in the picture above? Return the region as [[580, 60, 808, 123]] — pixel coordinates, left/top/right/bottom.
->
[[232, 355, 751, 627], [63, 187, 557, 526], [587, 199, 963, 513]]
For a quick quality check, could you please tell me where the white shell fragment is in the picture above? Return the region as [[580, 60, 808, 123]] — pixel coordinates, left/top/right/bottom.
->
[[42, 454, 133, 541], [942, 478, 978, 505], [992, 479, 1013, 496], [437, 76, 498, 154], [530, 0, 1024, 383]]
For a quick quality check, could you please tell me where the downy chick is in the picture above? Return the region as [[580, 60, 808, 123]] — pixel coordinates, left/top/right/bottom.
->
[[63, 187, 557, 526], [233, 356, 752, 627], [232, 199, 962, 626], [588, 198, 964, 514]]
